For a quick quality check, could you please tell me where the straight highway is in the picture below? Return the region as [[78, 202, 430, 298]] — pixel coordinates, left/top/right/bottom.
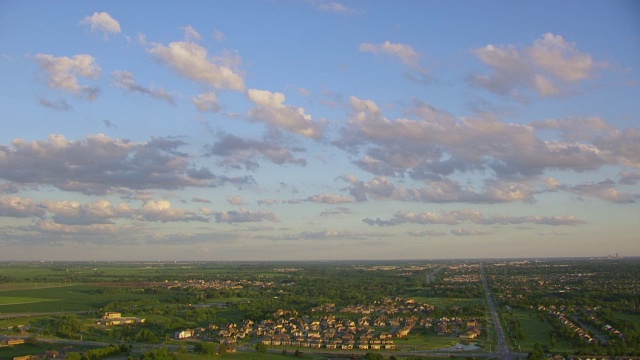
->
[[481, 262, 519, 360]]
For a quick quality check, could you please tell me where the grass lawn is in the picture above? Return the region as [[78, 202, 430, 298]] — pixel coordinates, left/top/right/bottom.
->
[[0, 283, 82, 291], [394, 334, 464, 350], [411, 297, 484, 307], [0, 285, 150, 313], [615, 311, 640, 329], [511, 309, 574, 353], [0, 341, 98, 359], [190, 352, 293, 360]]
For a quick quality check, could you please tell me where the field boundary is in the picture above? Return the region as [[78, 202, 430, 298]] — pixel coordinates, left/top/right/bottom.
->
[[0, 283, 82, 292]]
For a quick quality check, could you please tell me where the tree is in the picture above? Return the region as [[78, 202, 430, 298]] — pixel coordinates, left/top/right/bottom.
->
[[364, 353, 385, 360], [527, 343, 546, 360], [65, 353, 82, 360], [194, 342, 217, 355], [255, 343, 267, 353], [218, 343, 228, 355], [140, 347, 175, 360], [55, 314, 84, 338]]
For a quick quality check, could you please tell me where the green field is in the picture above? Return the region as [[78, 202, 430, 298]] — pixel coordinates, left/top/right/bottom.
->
[[0, 285, 149, 313], [394, 334, 464, 350], [0, 296, 59, 306], [511, 309, 574, 353], [615, 311, 640, 329], [412, 297, 484, 307]]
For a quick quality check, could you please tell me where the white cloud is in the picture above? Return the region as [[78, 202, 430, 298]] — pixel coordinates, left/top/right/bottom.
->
[[149, 41, 244, 91], [192, 92, 221, 112], [247, 89, 325, 139], [471, 33, 605, 98], [363, 209, 585, 226], [80, 12, 121, 38], [312, 1, 356, 14], [213, 209, 278, 223], [181, 25, 202, 41], [42, 199, 134, 225], [0, 134, 250, 195], [307, 194, 354, 204], [113, 70, 175, 105], [344, 175, 537, 204], [529, 33, 598, 82], [140, 200, 208, 222], [407, 230, 446, 237], [0, 196, 45, 218], [213, 29, 226, 42], [226, 195, 244, 206], [341, 97, 631, 186], [359, 41, 422, 70], [568, 180, 637, 204], [205, 133, 307, 170], [38, 97, 72, 111], [34, 54, 101, 100], [451, 228, 493, 236]]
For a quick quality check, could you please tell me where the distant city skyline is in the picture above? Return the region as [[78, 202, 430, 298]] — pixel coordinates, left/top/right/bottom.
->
[[0, 1, 638, 261]]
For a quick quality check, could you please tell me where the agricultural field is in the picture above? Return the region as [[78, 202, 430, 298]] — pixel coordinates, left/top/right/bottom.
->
[[0, 259, 638, 360]]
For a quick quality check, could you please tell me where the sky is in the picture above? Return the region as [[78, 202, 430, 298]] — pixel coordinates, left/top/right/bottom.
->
[[0, 1, 639, 261]]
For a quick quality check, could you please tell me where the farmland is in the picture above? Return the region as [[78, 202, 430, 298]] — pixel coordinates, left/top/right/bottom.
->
[[0, 259, 639, 360]]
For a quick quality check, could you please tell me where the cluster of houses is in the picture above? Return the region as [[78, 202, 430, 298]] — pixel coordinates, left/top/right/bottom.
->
[[584, 312, 625, 341], [540, 306, 597, 344], [159, 278, 275, 291], [11, 350, 63, 360], [1, 336, 25, 347], [173, 297, 483, 351], [97, 312, 145, 326]]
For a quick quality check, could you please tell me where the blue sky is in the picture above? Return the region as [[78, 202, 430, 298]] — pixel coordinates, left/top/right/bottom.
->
[[0, 1, 638, 261]]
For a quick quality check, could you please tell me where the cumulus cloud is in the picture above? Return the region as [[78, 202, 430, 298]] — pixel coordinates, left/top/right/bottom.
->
[[140, 200, 208, 222], [451, 228, 493, 236], [113, 70, 175, 105], [181, 25, 202, 41], [0, 196, 45, 218], [619, 171, 640, 186], [339, 97, 633, 192], [359, 41, 422, 70], [42, 199, 134, 225], [226, 195, 244, 206], [0, 134, 248, 195], [319, 206, 352, 217], [213, 29, 226, 42], [407, 230, 446, 237], [34, 54, 101, 100], [307, 194, 355, 204], [470, 33, 605, 98], [213, 209, 278, 223], [36, 220, 120, 236], [204, 133, 307, 170], [258, 199, 281, 206], [312, 1, 357, 14], [343, 175, 536, 204], [192, 92, 221, 112], [80, 12, 121, 38], [38, 97, 72, 111], [149, 41, 244, 91], [363, 209, 585, 227], [274, 229, 388, 241], [532, 117, 640, 170], [247, 89, 325, 139], [568, 180, 637, 203], [1, 196, 296, 230]]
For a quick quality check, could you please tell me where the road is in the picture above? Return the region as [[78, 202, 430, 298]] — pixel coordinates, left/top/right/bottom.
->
[[481, 263, 520, 360]]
